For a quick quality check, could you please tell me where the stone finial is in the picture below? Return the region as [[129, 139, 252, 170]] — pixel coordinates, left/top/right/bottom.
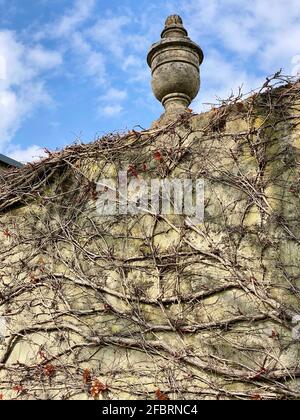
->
[[165, 14, 183, 25], [162, 15, 187, 38], [147, 15, 203, 117]]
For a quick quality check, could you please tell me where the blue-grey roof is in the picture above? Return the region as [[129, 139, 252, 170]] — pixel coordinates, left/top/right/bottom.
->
[[0, 153, 23, 168]]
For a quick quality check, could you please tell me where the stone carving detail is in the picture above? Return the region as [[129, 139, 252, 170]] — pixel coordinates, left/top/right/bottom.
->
[[165, 14, 183, 26], [147, 15, 204, 115]]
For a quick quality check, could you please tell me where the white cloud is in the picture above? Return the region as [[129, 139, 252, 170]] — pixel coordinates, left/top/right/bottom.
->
[[34, 0, 106, 87], [6, 144, 47, 164], [102, 104, 123, 117], [179, 0, 300, 74], [122, 55, 149, 82], [0, 83, 50, 146], [292, 55, 300, 77], [98, 88, 127, 118], [218, 18, 258, 55], [0, 31, 61, 90], [27, 46, 62, 70], [56, 0, 95, 37], [86, 14, 151, 83], [193, 49, 263, 112], [88, 16, 132, 59], [0, 54, 6, 80], [36, 0, 96, 40], [99, 88, 127, 102], [71, 32, 106, 85], [0, 30, 61, 152]]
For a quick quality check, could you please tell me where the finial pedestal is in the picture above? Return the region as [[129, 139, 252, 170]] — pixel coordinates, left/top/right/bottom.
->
[[147, 15, 204, 118]]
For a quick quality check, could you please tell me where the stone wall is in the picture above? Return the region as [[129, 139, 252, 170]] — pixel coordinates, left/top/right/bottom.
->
[[0, 80, 299, 400]]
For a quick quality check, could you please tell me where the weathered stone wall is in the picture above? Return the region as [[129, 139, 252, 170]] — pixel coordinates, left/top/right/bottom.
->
[[0, 81, 299, 400]]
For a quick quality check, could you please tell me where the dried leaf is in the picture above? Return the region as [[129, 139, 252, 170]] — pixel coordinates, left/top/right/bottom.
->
[[13, 385, 23, 393], [43, 364, 55, 377], [90, 379, 108, 399], [83, 369, 91, 385], [154, 151, 164, 163], [3, 229, 11, 238], [29, 272, 38, 284], [251, 394, 262, 401], [155, 389, 169, 400], [128, 165, 139, 178], [270, 330, 279, 339]]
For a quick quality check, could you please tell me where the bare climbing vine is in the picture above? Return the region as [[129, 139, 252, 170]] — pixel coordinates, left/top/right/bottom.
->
[[0, 73, 300, 400]]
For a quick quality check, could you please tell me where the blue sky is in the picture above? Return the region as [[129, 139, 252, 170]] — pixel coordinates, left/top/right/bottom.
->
[[0, 0, 300, 162]]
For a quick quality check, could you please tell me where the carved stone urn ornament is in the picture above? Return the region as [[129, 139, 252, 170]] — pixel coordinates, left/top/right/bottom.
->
[[147, 15, 204, 117]]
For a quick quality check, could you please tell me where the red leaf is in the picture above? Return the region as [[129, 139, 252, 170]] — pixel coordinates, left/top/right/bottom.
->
[[83, 369, 91, 385], [43, 364, 55, 377], [270, 330, 279, 339], [0, 394, 3, 400], [128, 165, 139, 178], [3, 228, 11, 238], [13, 385, 23, 393], [155, 389, 169, 400], [154, 151, 164, 163], [90, 379, 108, 399]]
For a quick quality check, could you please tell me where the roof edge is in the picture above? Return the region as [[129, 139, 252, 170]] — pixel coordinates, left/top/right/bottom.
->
[[0, 153, 24, 169]]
